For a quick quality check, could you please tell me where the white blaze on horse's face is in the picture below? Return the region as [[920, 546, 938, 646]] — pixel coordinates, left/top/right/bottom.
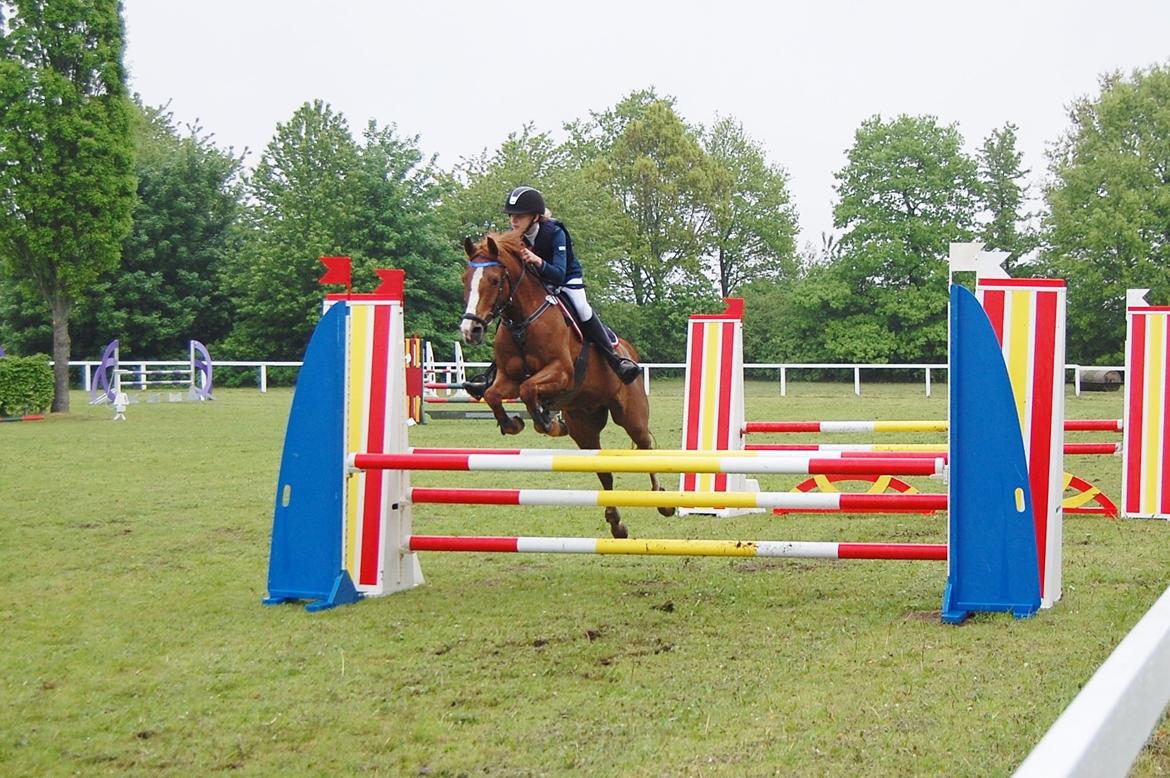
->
[[460, 266, 485, 344]]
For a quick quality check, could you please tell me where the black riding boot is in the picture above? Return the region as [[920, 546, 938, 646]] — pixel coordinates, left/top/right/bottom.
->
[[581, 315, 641, 384], [462, 361, 497, 400]]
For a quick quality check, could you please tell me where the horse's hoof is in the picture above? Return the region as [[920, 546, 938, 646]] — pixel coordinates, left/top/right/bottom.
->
[[498, 416, 524, 436], [655, 486, 676, 517], [610, 523, 628, 539]]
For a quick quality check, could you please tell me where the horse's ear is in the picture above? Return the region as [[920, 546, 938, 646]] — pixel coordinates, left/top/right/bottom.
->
[[485, 236, 499, 259], [463, 237, 475, 259]]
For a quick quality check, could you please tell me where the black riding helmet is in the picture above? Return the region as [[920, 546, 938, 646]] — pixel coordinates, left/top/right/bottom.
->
[[504, 186, 545, 215]]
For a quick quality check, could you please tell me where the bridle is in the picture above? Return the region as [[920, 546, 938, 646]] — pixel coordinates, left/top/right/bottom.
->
[[461, 256, 525, 332]]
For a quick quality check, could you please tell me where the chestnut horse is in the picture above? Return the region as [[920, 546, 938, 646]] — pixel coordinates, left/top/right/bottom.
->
[[459, 231, 673, 538]]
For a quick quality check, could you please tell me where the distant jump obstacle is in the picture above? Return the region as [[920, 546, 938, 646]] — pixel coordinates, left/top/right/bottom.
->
[[265, 258, 1041, 623], [89, 339, 214, 405], [1122, 289, 1170, 518], [678, 260, 1067, 609]]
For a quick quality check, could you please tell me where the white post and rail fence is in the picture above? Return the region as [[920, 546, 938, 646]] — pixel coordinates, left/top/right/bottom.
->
[[65, 357, 1124, 397]]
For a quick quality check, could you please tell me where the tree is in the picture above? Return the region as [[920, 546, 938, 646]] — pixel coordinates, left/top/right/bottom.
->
[[348, 120, 460, 343], [68, 101, 244, 358], [0, 0, 135, 411], [703, 117, 800, 296], [977, 122, 1035, 270], [567, 89, 721, 306], [825, 114, 981, 363], [1042, 64, 1170, 364], [223, 102, 455, 360], [222, 100, 361, 360]]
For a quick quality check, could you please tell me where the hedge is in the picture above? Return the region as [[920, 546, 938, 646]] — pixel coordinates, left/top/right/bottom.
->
[[0, 354, 54, 416]]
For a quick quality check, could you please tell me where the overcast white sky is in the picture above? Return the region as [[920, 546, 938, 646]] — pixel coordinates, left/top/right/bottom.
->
[[121, 0, 1169, 248]]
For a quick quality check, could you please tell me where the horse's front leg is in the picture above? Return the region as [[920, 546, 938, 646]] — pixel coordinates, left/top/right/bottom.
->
[[484, 375, 524, 436], [517, 364, 573, 437]]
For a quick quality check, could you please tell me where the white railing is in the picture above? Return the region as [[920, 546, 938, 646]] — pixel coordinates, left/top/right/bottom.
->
[[1014, 584, 1170, 776], [71, 359, 301, 394], [67, 359, 1129, 397]]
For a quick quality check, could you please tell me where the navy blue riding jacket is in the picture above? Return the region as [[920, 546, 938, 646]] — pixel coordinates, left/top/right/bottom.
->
[[527, 219, 583, 288]]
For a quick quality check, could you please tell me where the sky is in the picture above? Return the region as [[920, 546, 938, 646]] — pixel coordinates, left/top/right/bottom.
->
[[121, 0, 1170, 249]]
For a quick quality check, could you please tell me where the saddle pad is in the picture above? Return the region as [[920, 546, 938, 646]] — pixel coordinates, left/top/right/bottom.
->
[[551, 295, 619, 346]]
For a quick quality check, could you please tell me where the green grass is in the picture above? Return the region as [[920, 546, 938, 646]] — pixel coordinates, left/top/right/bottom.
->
[[1, 382, 1167, 776]]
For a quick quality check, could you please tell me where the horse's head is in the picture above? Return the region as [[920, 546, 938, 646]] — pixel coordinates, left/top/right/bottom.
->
[[459, 233, 524, 344]]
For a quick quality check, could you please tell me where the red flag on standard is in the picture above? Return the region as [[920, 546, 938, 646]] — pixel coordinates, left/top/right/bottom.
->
[[319, 256, 352, 290]]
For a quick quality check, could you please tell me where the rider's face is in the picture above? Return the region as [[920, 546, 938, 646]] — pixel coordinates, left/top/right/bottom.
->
[[510, 213, 537, 232]]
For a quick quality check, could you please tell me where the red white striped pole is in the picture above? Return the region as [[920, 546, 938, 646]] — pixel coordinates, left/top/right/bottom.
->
[[743, 443, 1118, 456], [743, 419, 1120, 434], [407, 535, 947, 561], [351, 452, 944, 477], [406, 486, 946, 512]]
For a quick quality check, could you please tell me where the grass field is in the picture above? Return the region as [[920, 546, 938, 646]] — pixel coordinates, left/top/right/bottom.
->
[[2, 381, 1168, 776]]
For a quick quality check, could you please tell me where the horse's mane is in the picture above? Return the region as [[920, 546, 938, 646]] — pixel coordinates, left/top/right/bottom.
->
[[482, 229, 526, 264]]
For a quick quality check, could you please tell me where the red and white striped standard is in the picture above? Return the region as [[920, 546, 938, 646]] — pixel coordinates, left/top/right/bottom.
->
[[350, 452, 945, 477], [407, 535, 947, 560], [406, 486, 946, 512], [978, 276, 1066, 609], [678, 299, 756, 514], [1123, 294, 1170, 518]]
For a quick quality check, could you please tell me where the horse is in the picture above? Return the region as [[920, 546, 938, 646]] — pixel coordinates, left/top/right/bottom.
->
[[459, 231, 673, 539]]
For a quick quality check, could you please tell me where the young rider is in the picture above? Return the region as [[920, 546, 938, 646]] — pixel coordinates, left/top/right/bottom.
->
[[463, 186, 641, 397]]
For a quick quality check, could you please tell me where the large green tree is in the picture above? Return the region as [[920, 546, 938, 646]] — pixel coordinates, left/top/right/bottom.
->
[[703, 116, 800, 296], [821, 114, 980, 363], [0, 0, 135, 411], [69, 102, 244, 358], [223, 101, 454, 360], [1042, 64, 1170, 364], [221, 100, 361, 360], [567, 90, 721, 307], [349, 120, 460, 343], [977, 122, 1035, 270]]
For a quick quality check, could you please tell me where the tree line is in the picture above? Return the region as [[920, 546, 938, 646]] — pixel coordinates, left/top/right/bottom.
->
[[2, 3, 1169, 410]]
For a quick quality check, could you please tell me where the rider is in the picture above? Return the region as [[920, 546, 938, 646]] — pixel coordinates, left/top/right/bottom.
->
[[463, 186, 641, 398]]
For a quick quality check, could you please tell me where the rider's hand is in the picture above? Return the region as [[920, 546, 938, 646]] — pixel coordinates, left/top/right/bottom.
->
[[521, 247, 543, 269]]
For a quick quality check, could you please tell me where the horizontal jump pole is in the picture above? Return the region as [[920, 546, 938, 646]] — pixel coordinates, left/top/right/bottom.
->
[[352, 452, 945, 477], [745, 421, 947, 434], [423, 396, 521, 404], [745, 419, 1122, 434], [407, 486, 947, 512], [744, 442, 1119, 456], [1064, 419, 1123, 432], [407, 535, 948, 560], [411, 446, 941, 459], [0, 414, 45, 423], [116, 379, 191, 386]]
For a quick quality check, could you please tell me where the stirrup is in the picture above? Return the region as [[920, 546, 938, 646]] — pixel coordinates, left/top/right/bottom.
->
[[462, 367, 494, 400], [462, 378, 489, 400]]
